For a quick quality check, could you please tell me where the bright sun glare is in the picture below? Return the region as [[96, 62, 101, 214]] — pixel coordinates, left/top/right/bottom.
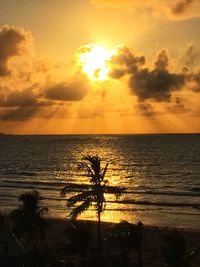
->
[[77, 43, 116, 81]]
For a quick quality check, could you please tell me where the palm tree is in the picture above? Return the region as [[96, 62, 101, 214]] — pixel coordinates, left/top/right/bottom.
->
[[10, 190, 49, 250], [61, 155, 125, 250]]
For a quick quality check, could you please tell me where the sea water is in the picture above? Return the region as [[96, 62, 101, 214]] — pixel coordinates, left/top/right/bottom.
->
[[0, 134, 200, 229]]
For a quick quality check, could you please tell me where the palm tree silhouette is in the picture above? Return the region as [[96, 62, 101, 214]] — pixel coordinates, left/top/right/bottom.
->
[[10, 190, 49, 250], [61, 155, 125, 250]]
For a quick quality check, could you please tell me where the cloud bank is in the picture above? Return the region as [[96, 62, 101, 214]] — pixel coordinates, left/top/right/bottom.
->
[[0, 25, 90, 121], [0, 24, 200, 122]]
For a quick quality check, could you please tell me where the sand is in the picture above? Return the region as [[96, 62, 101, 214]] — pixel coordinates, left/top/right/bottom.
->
[[44, 218, 200, 267]]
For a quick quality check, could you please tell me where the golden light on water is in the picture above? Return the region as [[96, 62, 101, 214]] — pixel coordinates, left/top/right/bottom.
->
[[76, 43, 116, 81]]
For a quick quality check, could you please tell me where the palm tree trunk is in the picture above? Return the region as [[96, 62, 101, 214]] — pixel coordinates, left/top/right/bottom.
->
[[97, 210, 101, 252]]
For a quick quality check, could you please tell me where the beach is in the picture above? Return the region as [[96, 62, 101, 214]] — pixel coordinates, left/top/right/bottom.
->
[[44, 218, 200, 267]]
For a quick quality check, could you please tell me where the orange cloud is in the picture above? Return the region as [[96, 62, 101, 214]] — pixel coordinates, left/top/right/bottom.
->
[[0, 25, 32, 76], [171, 0, 194, 15]]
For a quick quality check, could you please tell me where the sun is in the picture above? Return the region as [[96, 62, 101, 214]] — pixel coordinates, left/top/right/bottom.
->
[[76, 43, 116, 81]]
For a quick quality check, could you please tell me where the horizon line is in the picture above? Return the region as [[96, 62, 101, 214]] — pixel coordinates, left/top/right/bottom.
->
[[1, 132, 200, 136]]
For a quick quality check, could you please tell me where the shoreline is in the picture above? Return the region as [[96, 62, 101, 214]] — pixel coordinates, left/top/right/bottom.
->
[[46, 216, 200, 233], [45, 217, 200, 245]]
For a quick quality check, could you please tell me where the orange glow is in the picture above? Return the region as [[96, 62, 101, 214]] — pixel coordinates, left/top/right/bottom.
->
[[76, 43, 116, 81]]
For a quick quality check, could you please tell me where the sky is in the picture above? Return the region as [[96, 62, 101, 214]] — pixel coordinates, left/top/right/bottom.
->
[[0, 0, 200, 134]]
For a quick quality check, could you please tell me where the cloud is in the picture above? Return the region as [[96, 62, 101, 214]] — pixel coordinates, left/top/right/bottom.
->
[[181, 45, 199, 67], [0, 106, 40, 121], [188, 72, 200, 92], [43, 74, 89, 101], [130, 68, 184, 102], [0, 28, 90, 122], [110, 46, 145, 78], [0, 76, 90, 121], [0, 87, 37, 108], [135, 102, 156, 117], [110, 47, 185, 102], [0, 25, 31, 76], [0, 85, 56, 121], [154, 49, 169, 71], [171, 0, 194, 15], [165, 97, 190, 113]]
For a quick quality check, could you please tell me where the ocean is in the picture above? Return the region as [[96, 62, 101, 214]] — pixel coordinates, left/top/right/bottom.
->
[[0, 134, 200, 229]]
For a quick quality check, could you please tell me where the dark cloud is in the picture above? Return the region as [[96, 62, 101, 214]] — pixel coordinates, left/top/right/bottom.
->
[[0, 25, 30, 76], [110, 48, 185, 102], [110, 46, 145, 78], [171, 0, 194, 15], [135, 103, 155, 117], [0, 86, 55, 121], [44, 76, 88, 101], [130, 68, 184, 102], [0, 72, 89, 121], [0, 87, 37, 107], [0, 106, 39, 121]]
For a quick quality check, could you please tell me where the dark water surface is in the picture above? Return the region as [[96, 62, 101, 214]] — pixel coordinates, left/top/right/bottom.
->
[[0, 134, 200, 229]]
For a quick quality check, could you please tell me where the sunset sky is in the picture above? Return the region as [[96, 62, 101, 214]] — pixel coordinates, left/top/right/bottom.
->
[[0, 0, 200, 134]]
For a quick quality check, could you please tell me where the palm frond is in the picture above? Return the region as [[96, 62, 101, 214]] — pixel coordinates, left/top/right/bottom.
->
[[101, 163, 108, 180], [19, 190, 39, 211], [78, 161, 95, 179], [83, 155, 101, 180], [69, 197, 92, 220], [105, 186, 125, 198], [67, 191, 93, 207], [61, 183, 90, 197]]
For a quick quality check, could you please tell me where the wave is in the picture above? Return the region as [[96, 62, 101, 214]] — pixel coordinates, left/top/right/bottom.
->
[[102, 208, 200, 216], [2, 179, 66, 187], [108, 199, 200, 208], [0, 183, 57, 191], [2, 171, 37, 176], [1, 180, 200, 198], [0, 190, 199, 211], [128, 190, 200, 197], [32, 196, 200, 210], [0, 181, 90, 192]]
